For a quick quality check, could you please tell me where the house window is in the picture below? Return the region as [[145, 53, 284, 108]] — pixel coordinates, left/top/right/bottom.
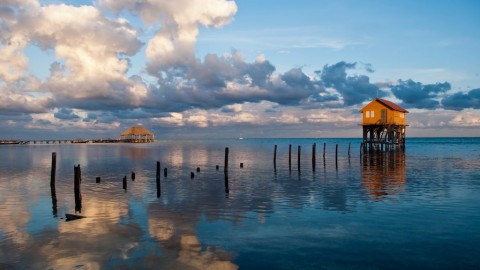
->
[[400, 113, 405, 118], [365, 110, 376, 118]]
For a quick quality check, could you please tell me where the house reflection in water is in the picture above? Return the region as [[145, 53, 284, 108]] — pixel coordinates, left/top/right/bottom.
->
[[361, 150, 406, 200]]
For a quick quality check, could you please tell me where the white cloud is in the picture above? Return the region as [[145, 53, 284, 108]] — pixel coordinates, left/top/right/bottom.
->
[[449, 110, 480, 127], [99, 0, 237, 71]]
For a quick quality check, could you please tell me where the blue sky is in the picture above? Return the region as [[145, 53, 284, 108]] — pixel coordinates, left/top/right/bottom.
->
[[1, 0, 479, 139]]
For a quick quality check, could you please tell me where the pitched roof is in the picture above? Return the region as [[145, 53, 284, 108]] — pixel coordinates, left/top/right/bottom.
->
[[120, 126, 154, 136], [360, 98, 408, 113]]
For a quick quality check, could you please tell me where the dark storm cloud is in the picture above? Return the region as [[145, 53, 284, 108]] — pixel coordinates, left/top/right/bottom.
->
[[391, 79, 450, 109], [442, 88, 480, 111], [54, 108, 80, 120], [147, 53, 333, 111], [0, 113, 32, 123], [81, 109, 171, 125], [319, 61, 386, 106]]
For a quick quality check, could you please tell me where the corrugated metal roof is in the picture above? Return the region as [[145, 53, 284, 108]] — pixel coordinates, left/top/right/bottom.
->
[[359, 98, 409, 113]]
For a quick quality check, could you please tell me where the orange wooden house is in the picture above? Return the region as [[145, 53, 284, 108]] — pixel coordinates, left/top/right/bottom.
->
[[359, 98, 408, 150]]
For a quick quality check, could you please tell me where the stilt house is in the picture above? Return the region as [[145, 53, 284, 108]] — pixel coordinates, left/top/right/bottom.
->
[[359, 98, 408, 150]]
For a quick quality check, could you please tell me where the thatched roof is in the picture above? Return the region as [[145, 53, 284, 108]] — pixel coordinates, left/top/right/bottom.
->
[[120, 126, 154, 136]]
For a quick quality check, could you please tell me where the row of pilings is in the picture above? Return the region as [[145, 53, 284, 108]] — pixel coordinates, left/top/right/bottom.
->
[[49, 142, 401, 218]]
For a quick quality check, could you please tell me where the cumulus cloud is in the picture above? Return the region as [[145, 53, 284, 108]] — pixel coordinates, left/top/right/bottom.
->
[[0, 89, 52, 114], [1, 0, 479, 138], [99, 0, 238, 72], [442, 88, 480, 111], [391, 79, 450, 109], [0, 0, 146, 113], [53, 108, 79, 120], [319, 61, 386, 106], [142, 51, 333, 112]]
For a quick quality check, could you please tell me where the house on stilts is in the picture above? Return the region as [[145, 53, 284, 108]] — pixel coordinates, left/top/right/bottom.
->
[[359, 98, 408, 151]]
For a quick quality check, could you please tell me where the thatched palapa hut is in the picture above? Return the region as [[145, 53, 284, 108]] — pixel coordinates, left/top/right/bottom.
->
[[119, 126, 155, 143]]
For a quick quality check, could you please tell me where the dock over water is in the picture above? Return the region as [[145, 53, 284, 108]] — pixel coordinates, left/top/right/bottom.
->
[[0, 139, 120, 145]]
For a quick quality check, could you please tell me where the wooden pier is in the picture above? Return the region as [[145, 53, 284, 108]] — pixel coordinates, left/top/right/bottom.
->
[[0, 139, 121, 145]]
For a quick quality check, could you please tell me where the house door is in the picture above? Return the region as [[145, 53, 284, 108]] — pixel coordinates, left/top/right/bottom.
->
[[381, 109, 387, 123]]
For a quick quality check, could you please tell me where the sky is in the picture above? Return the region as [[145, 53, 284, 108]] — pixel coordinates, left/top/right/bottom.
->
[[1, 0, 479, 139]]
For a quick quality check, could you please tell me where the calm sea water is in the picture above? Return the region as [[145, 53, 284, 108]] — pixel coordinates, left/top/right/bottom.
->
[[1, 138, 479, 269]]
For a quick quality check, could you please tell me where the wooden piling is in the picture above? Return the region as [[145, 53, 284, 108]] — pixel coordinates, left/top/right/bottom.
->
[[224, 147, 229, 172], [50, 186, 57, 217], [224, 172, 229, 194], [216, 165, 219, 170], [131, 171, 135, 181], [312, 143, 316, 171], [348, 143, 351, 157], [123, 176, 127, 191], [274, 145, 277, 169], [50, 152, 56, 188], [289, 144, 292, 171], [323, 142, 326, 158], [335, 144, 338, 169], [297, 145, 301, 171], [74, 165, 82, 212], [197, 167, 201, 173], [96, 177, 101, 183], [50, 154, 57, 217], [240, 163, 244, 168], [164, 168, 167, 177]]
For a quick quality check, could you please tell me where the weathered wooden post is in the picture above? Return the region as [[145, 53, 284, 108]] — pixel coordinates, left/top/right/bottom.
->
[[312, 143, 316, 171], [323, 143, 326, 158], [123, 176, 127, 191], [164, 168, 167, 177], [50, 152, 57, 217], [96, 177, 101, 183], [191, 172, 195, 178], [224, 172, 229, 194], [74, 165, 82, 212], [224, 147, 229, 172], [131, 171, 135, 181], [240, 163, 244, 168], [273, 145, 277, 169], [288, 144, 292, 171], [51, 186, 57, 217], [196, 167, 201, 173], [216, 165, 219, 170], [50, 152, 56, 187], [335, 144, 338, 169], [348, 143, 351, 157], [297, 145, 301, 171]]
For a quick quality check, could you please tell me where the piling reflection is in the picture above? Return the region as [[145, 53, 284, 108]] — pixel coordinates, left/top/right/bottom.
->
[[361, 150, 406, 200]]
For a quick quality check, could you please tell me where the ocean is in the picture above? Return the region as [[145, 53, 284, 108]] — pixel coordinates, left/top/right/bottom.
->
[[1, 138, 479, 269]]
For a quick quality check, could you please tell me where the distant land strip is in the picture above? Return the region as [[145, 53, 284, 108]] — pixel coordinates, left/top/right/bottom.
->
[[0, 139, 121, 145]]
